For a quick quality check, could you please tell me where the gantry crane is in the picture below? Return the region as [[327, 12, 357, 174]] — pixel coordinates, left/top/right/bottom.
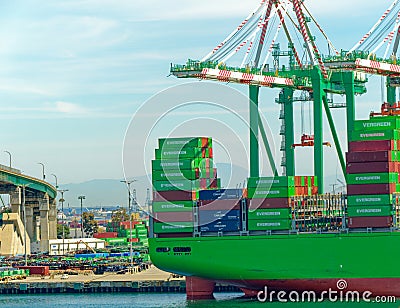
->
[[170, 0, 370, 192]]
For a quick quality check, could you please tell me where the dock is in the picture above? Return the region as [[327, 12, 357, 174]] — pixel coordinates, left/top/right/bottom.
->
[[0, 266, 240, 294]]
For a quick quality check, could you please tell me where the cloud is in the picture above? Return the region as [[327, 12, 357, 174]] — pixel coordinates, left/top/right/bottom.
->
[[55, 101, 87, 114]]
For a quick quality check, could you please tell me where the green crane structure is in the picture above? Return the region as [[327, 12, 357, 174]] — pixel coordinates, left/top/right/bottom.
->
[[170, 0, 400, 193]]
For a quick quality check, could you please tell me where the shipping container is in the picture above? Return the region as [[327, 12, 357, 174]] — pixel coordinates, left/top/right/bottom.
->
[[247, 176, 295, 188], [347, 216, 393, 228], [200, 219, 241, 232], [354, 117, 400, 131], [153, 190, 196, 201], [249, 198, 291, 209], [152, 159, 200, 171], [346, 194, 393, 206], [93, 232, 118, 239], [247, 219, 291, 231], [17, 266, 49, 276], [155, 147, 209, 160], [152, 169, 199, 181], [199, 199, 242, 210], [350, 129, 400, 142], [347, 205, 393, 217], [346, 161, 399, 174], [199, 189, 244, 200], [248, 208, 291, 220], [153, 222, 194, 233], [346, 172, 399, 185], [199, 209, 241, 225], [347, 183, 397, 195], [153, 211, 193, 222], [247, 186, 296, 199], [152, 201, 195, 212], [158, 137, 211, 150], [346, 151, 398, 163], [348, 140, 398, 152]]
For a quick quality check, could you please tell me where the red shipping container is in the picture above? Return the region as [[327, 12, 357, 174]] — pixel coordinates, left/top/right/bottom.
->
[[347, 216, 392, 228], [303, 176, 309, 186], [348, 140, 398, 152], [249, 198, 290, 209], [156, 233, 193, 238], [201, 137, 208, 148], [347, 183, 397, 195], [209, 147, 213, 158], [153, 211, 193, 222], [17, 266, 50, 276], [199, 199, 243, 210], [94, 232, 118, 239], [153, 190, 194, 201], [127, 238, 139, 242], [311, 186, 318, 195], [294, 176, 302, 186], [346, 151, 395, 163], [346, 161, 398, 174]]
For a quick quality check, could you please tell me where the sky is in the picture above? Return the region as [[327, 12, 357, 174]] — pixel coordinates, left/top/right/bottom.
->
[[0, 0, 396, 199]]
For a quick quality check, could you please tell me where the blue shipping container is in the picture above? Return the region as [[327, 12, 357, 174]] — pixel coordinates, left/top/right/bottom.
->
[[200, 219, 241, 232], [199, 189, 243, 200], [199, 209, 241, 225]]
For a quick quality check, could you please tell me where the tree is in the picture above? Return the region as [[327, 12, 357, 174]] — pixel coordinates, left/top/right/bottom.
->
[[82, 212, 98, 237], [111, 208, 129, 222], [57, 223, 70, 239]]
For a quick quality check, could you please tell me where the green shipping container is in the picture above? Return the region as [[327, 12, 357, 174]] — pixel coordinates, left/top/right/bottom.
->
[[347, 205, 393, 217], [152, 169, 199, 181], [248, 208, 291, 220], [247, 176, 295, 188], [347, 194, 393, 206], [248, 219, 292, 231], [346, 172, 398, 185], [354, 117, 400, 131], [152, 159, 200, 171], [247, 186, 296, 199], [153, 222, 194, 233], [153, 179, 196, 191], [350, 129, 400, 142], [152, 201, 195, 212], [155, 148, 206, 160], [158, 137, 210, 150], [106, 238, 127, 243]]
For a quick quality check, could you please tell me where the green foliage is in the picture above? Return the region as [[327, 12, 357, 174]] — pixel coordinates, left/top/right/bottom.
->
[[111, 208, 129, 222], [82, 212, 98, 237], [57, 223, 70, 239]]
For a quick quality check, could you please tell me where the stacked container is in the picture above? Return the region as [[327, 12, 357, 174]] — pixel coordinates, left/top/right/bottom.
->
[[246, 176, 318, 231], [152, 137, 220, 237], [198, 189, 244, 233], [346, 116, 400, 228]]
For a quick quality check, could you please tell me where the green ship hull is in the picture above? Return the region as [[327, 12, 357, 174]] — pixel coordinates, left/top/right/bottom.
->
[[149, 232, 400, 296]]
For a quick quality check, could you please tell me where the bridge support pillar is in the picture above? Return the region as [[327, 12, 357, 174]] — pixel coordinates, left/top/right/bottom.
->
[[48, 200, 57, 239], [25, 206, 34, 242], [39, 195, 50, 252], [10, 188, 21, 216]]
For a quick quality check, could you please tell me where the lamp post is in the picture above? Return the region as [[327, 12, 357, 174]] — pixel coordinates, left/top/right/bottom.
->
[[78, 196, 85, 238], [51, 174, 58, 189], [38, 163, 45, 180], [4, 151, 11, 168], [58, 189, 68, 255], [120, 179, 136, 269]]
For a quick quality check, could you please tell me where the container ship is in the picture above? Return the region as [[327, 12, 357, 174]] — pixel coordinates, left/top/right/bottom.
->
[[145, 0, 400, 300], [148, 123, 400, 299]]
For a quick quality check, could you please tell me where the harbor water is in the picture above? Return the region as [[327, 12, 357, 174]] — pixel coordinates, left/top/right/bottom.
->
[[0, 293, 397, 307]]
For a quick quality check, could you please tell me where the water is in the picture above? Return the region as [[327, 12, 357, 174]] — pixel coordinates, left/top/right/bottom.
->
[[0, 293, 398, 308]]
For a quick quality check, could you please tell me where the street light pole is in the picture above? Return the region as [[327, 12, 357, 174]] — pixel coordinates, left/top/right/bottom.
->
[[120, 179, 136, 270], [4, 151, 11, 168], [38, 163, 45, 180], [51, 174, 58, 189], [78, 196, 85, 238], [58, 189, 68, 255]]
